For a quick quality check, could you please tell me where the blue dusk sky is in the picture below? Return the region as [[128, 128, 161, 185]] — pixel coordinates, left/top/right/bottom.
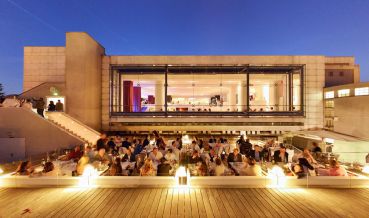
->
[[0, 0, 369, 94]]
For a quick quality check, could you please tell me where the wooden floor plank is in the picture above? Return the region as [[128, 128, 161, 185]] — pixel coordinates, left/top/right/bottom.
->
[[240, 188, 272, 217], [214, 189, 236, 217], [1, 188, 369, 218], [200, 189, 214, 218], [147, 188, 163, 217], [170, 188, 179, 217], [234, 189, 258, 217], [155, 188, 168, 218], [189, 188, 199, 218], [95, 189, 126, 217], [125, 189, 147, 218], [194, 189, 207, 218]]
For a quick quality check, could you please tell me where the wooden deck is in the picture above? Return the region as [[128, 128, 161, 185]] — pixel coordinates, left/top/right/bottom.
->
[[0, 188, 368, 217]]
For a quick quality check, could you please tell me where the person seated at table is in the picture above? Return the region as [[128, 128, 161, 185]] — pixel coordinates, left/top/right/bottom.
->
[[238, 137, 252, 155], [239, 157, 263, 176], [43, 161, 55, 175], [190, 150, 202, 164], [165, 148, 177, 163], [15, 161, 34, 175], [208, 149, 217, 162], [109, 157, 123, 176], [157, 158, 172, 176], [228, 148, 243, 162], [140, 158, 155, 176], [214, 158, 226, 176], [122, 149, 135, 162], [107, 137, 116, 153], [122, 137, 131, 149], [312, 142, 322, 153], [301, 148, 317, 165], [84, 145, 95, 162], [190, 140, 201, 152], [213, 140, 224, 155], [149, 147, 163, 166], [75, 155, 89, 176], [93, 148, 111, 165], [248, 145, 264, 162], [133, 139, 144, 156], [198, 161, 209, 176], [273, 144, 289, 163], [59, 146, 83, 161], [328, 159, 347, 176], [293, 157, 315, 178]]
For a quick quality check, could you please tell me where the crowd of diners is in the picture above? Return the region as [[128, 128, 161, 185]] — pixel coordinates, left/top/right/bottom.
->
[[14, 131, 349, 178]]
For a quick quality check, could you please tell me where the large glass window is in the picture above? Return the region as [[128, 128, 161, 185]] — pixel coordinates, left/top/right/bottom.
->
[[167, 73, 246, 112], [249, 73, 289, 112], [338, 89, 350, 97], [355, 87, 369, 96], [120, 72, 165, 112], [110, 65, 304, 115]]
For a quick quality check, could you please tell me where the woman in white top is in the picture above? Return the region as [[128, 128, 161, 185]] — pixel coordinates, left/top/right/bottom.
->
[[214, 158, 226, 176]]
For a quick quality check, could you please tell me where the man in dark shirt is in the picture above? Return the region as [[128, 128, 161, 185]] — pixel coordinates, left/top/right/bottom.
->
[[143, 135, 150, 148], [96, 133, 107, 151], [157, 158, 172, 176], [248, 145, 264, 162], [239, 138, 252, 155], [312, 142, 322, 153], [122, 149, 135, 162], [273, 145, 289, 163], [122, 137, 131, 149], [228, 148, 243, 162]]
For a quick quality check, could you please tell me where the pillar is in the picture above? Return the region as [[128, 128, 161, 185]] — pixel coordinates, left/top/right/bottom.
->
[[238, 83, 247, 112], [155, 82, 165, 111]]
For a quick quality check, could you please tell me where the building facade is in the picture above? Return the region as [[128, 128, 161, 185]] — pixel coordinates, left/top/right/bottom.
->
[[323, 82, 369, 139], [22, 32, 360, 136]]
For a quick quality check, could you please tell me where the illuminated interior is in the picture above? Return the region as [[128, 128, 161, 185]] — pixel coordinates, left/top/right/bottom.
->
[[110, 65, 303, 115]]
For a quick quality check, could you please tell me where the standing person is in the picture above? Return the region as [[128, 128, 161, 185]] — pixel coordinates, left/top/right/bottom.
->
[[48, 101, 56, 111], [35, 97, 45, 117], [96, 132, 108, 151], [237, 136, 252, 155], [55, 100, 64, 112]]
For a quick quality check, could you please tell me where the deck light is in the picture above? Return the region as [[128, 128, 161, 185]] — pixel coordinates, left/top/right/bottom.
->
[[175, 166, 190, 187], [78, 165, 99, 187], [268, 166, 287, 187]]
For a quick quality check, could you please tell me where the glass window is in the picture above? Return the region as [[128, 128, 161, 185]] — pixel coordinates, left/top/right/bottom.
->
[[167, 73, 246, 112], [325, 100, 334, 108], [325, 91, 334, 99], [338, 89, 350, 97], [249, 73, 289, 112], [120, 72, 165, 112], [292, 71, 302, 111], [355, 87, 369, 96]]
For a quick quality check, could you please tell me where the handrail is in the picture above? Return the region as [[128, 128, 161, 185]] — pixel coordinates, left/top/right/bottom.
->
[[46, 112, 100, 136]]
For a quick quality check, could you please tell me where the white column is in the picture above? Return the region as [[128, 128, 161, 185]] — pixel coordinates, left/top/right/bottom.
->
[[155, 82, 165, 111], [229, 86, 237, 111], [238, 83, 247, 112]]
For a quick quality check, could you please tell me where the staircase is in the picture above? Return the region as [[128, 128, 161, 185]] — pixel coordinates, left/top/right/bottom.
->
[[45, 112, 100, 145]]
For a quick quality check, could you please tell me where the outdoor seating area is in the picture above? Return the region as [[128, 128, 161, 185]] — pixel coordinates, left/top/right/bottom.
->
[[1, 131, 368, 189]]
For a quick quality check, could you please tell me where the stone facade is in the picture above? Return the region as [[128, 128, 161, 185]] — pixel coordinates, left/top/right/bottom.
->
[[23, 46, 65, 92], [22, 32, 360, 134]]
